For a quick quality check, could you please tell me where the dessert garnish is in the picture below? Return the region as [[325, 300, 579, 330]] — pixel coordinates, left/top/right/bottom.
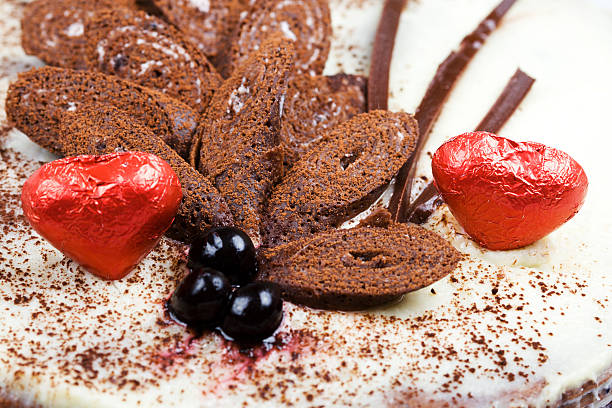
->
[[263, 110, 418, 248], [6, 66, 198, 159], [432, 131, 588, 250], [84, 8, 222, 113], [475, 68, 535, 133], [169, 229, 283, 343], [260, 223, 461, 310], [21, 0, 136, 69], [217, 0, 331, 78], [406, 68, 535, 224], [221, 282, 283, 343], [168, 267, 232, 327], [367, 0, 407, 111], [389, 0, 518, 223], [281, 73, 367, 167], [21, 151, 182, 280], [191, 35, 294, 247], [59, 104, 234, 242], [188, 227, 257, 285]]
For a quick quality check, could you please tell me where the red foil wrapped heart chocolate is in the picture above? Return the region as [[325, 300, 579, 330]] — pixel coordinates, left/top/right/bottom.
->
[[21, 152, 182, 280], [432, 131, 588, 250]]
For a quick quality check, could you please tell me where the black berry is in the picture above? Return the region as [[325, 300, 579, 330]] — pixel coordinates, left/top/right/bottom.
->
[[189, 227, 257, 285], [221, 282, 283, 342], [168, 268, 231, 327]]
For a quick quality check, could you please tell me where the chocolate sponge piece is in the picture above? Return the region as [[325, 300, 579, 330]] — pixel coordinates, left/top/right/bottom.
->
[[281, 73, 367, 167], [84, 8, 222, 113], [259, 223, 462, 311], [152, 0, 246, 63], [60, 104, 234, 242], [5, 67, 197, 160], [218, 0, 331, 77], [190, 35, 294, 247], [263, 110, 418, 248], [21, 0, 136, 69]]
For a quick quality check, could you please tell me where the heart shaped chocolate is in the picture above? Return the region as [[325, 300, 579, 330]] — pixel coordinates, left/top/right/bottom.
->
[[432, 132, 588, 250], [21, 152, 182, 280]]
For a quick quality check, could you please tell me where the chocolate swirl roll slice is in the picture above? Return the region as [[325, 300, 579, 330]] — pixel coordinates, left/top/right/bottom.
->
[[152, 0, 245, 63], [259, 224, 462, 311], [5, 67, 197, 160], [218, 0, 331, 77], [191, 36, 294, 247], [60, 104, 234, 242], [84, 8, 222, 113], [263, 110, 418, 248], [281, 73, 367, 167], [21, 0, 136, 69]]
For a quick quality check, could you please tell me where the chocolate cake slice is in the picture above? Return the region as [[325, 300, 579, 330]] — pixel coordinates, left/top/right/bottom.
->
[[263, 110, 418, 248], [259, 223, 462, 310], [218, 0, 331, 77], [59, 104, 234, 242], [281, 73, 367, 167], [191, 35, 293, 247], [152, 0, 246, 64], [21, 0, 136, 70], [84, 8, 222, 113], [5, 67, 197, 160]]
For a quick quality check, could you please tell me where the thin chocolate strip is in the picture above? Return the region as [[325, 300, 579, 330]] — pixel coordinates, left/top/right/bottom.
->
[[367, 0, 407, 111], [405, 68, 535, 224], [388, 0, 518, 222], [476, 68, 535, 132]]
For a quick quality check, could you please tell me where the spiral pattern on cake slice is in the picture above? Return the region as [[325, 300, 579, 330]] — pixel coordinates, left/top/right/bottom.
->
[[191, 35, 294, 247], [259, 223, 461, 310], [152, 0, 246, 63], [84, 8, 222, 113], [21, 0, 137, 69], [263, 110, 418, 248], [218, 0, 331, 77], [59, 104, 234, 242], [281, 73, 367, 167], [5, 67, 197, 160]]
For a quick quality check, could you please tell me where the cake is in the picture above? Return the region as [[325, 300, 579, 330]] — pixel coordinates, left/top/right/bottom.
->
[[1, 0, 611, 407]]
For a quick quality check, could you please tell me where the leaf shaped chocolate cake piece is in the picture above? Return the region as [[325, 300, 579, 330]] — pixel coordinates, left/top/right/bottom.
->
[[218, 0, 331, 77], [6, 67, 197, 160], [191, 35, 294, 247], [281, 73, 367, 167], [84, 8, 222, 113], [263, 110, 418, 248], [21, 0, 136, 69], [152, 0, 246, 63], [60, 104, 234, 242], [259, 224, 462, 310]]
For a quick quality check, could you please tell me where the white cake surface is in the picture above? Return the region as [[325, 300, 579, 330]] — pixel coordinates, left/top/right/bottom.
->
[[1, 0, 611, 407]]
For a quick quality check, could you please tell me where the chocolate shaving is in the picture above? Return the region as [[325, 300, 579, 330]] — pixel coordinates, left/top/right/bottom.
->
[[367, 0, 407, 111], [476, 68, 535, 132], [406, 68, 535, 224], [388, 0, 518, 223], [404, 182, 444, 224]]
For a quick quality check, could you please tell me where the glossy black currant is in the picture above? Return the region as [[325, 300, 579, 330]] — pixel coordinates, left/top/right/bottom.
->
[[221, 282, 283, 343], [168, 267, 231, 328], [189, 227, 257, 285]]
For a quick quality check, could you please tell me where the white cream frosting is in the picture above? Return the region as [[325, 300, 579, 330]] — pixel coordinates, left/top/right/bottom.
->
[[0, 0, 611, 407]]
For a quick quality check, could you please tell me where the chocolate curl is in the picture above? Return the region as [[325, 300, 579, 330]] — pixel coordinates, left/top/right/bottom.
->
[[367, 0, 407, 111], [405, 68, 535, 224], [388, 0, 518, 223], [476, 68, 535, 132]]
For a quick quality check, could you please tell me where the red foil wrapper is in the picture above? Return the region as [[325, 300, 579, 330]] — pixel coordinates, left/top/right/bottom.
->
[[21, 152, 182, 280], [432, 131, 588, 250]]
